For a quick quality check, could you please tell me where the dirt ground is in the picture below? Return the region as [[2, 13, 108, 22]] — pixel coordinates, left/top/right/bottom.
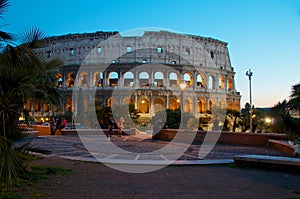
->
[[19, 156, 300, 199]]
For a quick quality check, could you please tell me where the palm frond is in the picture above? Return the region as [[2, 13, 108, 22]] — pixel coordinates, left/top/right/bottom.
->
[[0, 0, 9, 17], [0, 30, 12, 41], [18, 27, 47, 48]]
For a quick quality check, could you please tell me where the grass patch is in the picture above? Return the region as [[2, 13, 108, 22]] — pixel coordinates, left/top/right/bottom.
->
[[0, 165, 71, 198]]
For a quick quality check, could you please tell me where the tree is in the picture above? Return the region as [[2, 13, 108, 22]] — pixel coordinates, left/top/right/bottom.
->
[[268, 100, 293, 133], [224, 109, 242, 132], [288, 83, 300, 117], [0, 27, 62, 139], [0, 2, 62, 189]]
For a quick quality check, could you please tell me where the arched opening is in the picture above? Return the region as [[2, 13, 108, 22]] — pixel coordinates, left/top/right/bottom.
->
[[198, 99, 205, 113], [94, 72, 103, 87], [154, 72, 164, 87], [124, 71, 134, 87], [56, 74, 63, 88], [108, 71, 119, 87], [219, 75, 225, 89], [184, 98, 192, 113], [228, 77, 233, 90], [196, 74, 205, 87], [123, 98, 133, 105], [170, 98, 180, 110], [219, 100, 226, 109], [183, 72, 193, 87], [66, 72, 75, 87], [154, 98, 165, 113], [208, 75, 214, 89], [227, 100, 233, 110], [169, 72, 178, 87], [138, 98, 149, 113], [25, 100, 31, 112], [208, 100, 213, 111], [139, 72, 149, 87], [43, 103, 51, 113], [235, 101, 240, 111], [79, 72, 89, 87], [107, 97, 117, 107], [65, 98, 73, 112]]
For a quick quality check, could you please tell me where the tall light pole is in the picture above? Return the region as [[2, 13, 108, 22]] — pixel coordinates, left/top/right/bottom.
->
[[246, 69, 253, 132], [179, 82, 187, 128]]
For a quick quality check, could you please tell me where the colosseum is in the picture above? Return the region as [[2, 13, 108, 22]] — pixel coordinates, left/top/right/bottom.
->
[[28, 30, 241, 125]]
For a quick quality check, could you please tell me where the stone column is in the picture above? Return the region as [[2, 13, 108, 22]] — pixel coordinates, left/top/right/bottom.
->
[[89, 72, 93, 88]]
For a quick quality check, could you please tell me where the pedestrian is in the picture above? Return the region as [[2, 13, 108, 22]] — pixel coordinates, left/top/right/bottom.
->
[[107, 117, 115, 139], [61, 118, 67, 129], [53, 118, 61, 135], [116, 117, 125, 137], [50, 116, 55, 135]]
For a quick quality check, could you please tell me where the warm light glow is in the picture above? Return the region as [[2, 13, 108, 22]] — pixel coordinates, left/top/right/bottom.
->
[[179, 82, 187, 91], [265, 117, 272, 123], [176, 99, 180, 103], [141, 100, 145, 104]]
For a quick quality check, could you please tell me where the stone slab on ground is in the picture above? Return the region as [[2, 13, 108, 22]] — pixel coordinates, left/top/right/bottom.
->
[[234, 154, 300, 172]]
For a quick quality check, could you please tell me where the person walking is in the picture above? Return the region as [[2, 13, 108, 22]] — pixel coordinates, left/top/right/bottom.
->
[[61, 118, 67, 129], [53, 118, 61, 135], [116, 117, 125, 137], [107, 117, 115, 140]]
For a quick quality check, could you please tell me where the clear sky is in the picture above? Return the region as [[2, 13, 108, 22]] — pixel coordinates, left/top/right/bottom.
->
[[3, 0, 300, 108]]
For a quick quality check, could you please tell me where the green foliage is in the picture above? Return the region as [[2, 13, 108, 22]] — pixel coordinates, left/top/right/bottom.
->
[[153, 109, 197, 129], [0, 136, 32, 190], [111, 104, 140, 128], [0, 29, 62, 138], [0, 164, 71, 198]]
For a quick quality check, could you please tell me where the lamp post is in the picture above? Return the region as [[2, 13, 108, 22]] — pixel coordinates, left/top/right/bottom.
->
[[179, 82, 187, 128], [246, 69, 253, 132]]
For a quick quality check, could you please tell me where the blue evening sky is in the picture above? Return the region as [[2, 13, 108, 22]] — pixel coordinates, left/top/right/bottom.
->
[[3, 0, 300, 108]]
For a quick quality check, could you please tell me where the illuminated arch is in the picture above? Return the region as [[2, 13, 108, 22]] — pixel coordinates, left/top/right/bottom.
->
[[56, 73, 63, 87], [228, 77, 233, 90], [154, 98, 165, 113], [235, 101, 240, 111], [138, 98, 149, 113], [66, 72, 75, 87], [183, 72, 193, 87], [94, 72, 103, 87], [169, 72, 178, 87], [227, 99, 233, 110], [65, 98, 73, 112], [139, 72, 149, 87], [184, 98, 193, 113], [124, 71, 134, 87], [154, 71, 164, 87], [219, 75, 225, 89], [170, 97, 180, 110], [108, 71, 119, 87], [107, 97, 117, 107], [79, 72, 89, 87], [196, 74, 205, 87], [197, 99, 205, 113]]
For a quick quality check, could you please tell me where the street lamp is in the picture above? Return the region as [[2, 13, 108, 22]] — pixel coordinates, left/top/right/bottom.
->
[[246, 69, 253, 132], [179, 82, 187, 109], [179, 82, 187, 128]]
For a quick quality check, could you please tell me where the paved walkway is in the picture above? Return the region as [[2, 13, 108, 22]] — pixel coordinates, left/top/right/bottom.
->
[[19, 134, 292, 165]]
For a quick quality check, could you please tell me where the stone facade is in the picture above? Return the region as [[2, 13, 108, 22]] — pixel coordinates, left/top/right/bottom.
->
[[29, 30, 241, 120]]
